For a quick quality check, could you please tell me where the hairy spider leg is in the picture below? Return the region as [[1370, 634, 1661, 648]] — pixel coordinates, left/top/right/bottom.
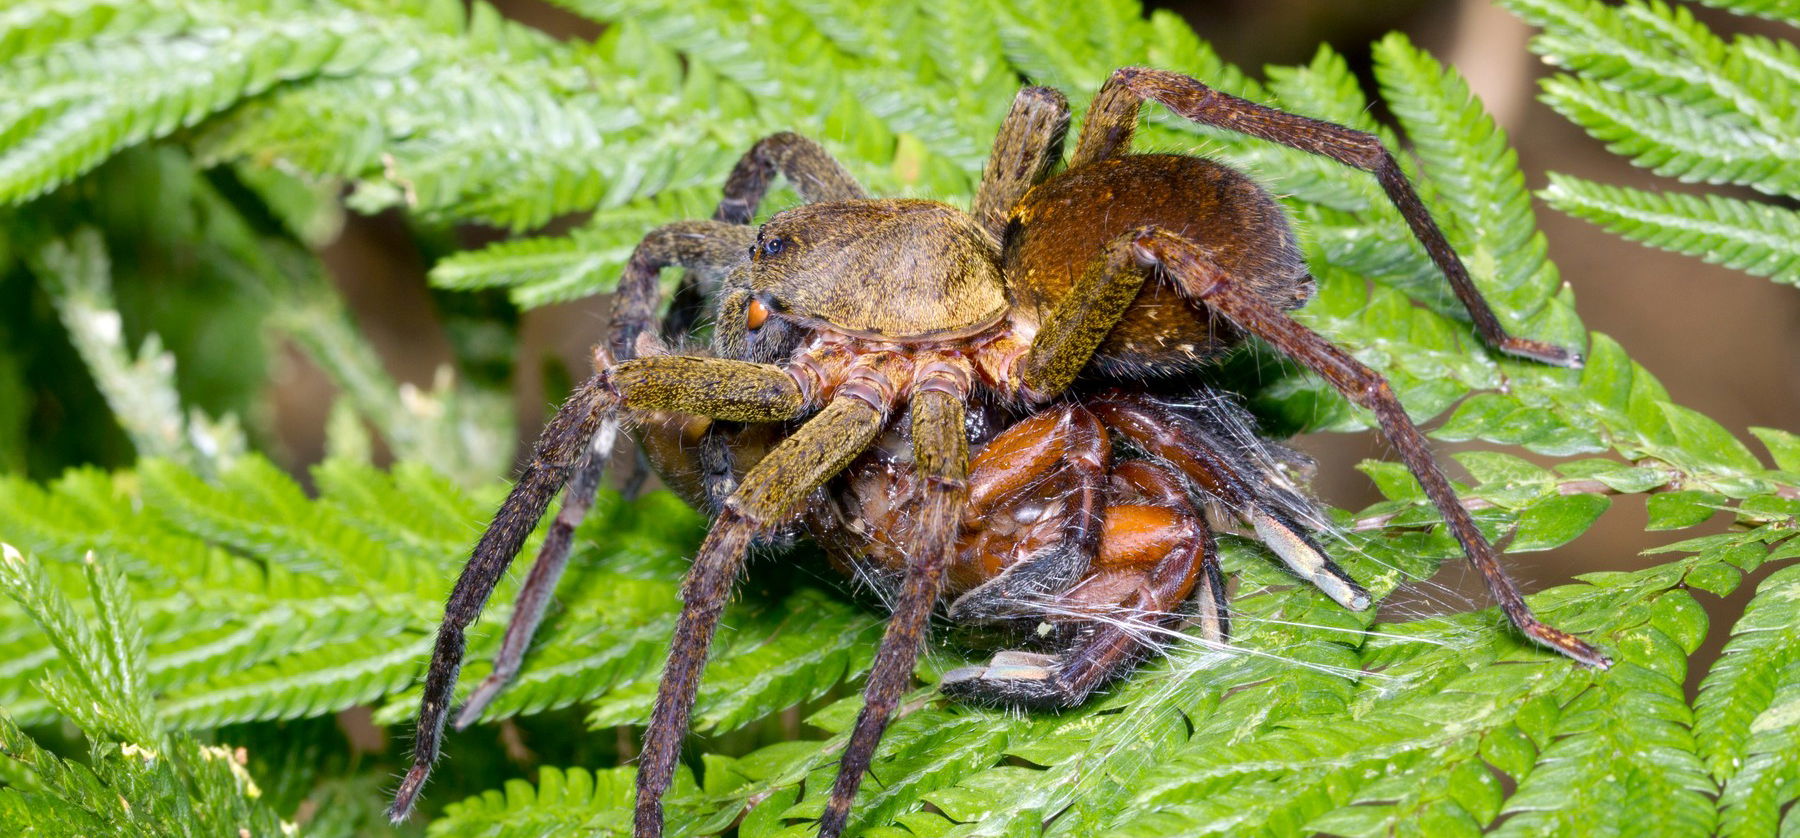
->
[[1089, 392, 1371, 612], [454, 223, 748, 728], [1094, 227, 1608, 668], [386, 372, 614, 823], [680, 137, 865, 511], [454, 414, 617, 726], [817, 383, 970, 838], [946, 404, 1107, 625], [455, 136, 869, 728], [635, 391, 901, 838], [943, 458, 1223, 707], [1072, 66, 1583, 369], [390, 356, 812, 823], [972, 86, 1070, 243]]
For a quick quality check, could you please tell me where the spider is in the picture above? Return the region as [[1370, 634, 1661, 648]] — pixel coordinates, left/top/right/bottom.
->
[[389, 67, 1612, 837]]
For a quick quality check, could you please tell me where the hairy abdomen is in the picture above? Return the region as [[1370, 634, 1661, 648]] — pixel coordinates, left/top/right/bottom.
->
[[1003, 154, 1312, 378]]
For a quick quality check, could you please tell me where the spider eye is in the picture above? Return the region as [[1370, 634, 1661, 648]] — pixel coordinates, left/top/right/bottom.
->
[[761, 237, 784, 256], [746, 298, 770, 331]]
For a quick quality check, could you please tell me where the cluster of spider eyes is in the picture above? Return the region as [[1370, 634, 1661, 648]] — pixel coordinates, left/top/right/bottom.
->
[[744, 236, 784, 332]]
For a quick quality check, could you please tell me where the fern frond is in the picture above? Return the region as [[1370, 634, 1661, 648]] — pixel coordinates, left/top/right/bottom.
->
[[1694, 0, 1800, 26], [0, 455, 492, 727], [1374, 33, 1571, 341], [583, 590, 880, 734], [1696, 549, 1800, 831], [0, 545, 156, 742], [0, 544, 290, 836], [1538, 74, 1798, 195], [1543, 173, 1800, 286], [1717, 654, 1800, 838], [26, 229, 246, 473], [1504, 0, 1800, 288], [428, 765, 640, 838], [429, 188, 714, 307], [1506, 0, 1794, 135], [0, 0, 392, 204], [161, 629, 428, 728]]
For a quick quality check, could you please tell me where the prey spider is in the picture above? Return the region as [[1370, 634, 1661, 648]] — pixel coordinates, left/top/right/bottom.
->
[[390, 67, 1612, 837]]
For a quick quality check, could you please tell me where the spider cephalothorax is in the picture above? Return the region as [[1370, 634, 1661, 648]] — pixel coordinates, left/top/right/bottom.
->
[[390, 67, 1611, 838]]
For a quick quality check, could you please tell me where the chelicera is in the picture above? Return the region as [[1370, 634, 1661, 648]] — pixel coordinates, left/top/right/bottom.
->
[[390, 67, 1612, 836]]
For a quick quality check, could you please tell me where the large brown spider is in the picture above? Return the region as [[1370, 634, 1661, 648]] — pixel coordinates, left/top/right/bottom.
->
[[389, 68, 1612, 837]]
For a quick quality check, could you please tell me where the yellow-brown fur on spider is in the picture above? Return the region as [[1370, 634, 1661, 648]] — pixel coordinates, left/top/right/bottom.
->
[[390, 67, 1611, 838]]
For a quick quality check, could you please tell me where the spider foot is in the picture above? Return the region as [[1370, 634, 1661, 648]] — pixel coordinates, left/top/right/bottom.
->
[[388, 763, 430, 823], [941, 650, 1076, 709], [454, 673, 509, 730], [1249, 510, 1371, 611], [1498, 336, 1585, 369], [1520, 618, 1613, 669]]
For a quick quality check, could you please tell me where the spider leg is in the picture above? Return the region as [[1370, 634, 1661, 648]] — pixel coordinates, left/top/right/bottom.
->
[[1090, 391, 1370, 611], [635, 394, 891, 838], [817, 382, 970, 838], [389, 374, 614, 821], [947, 405, 1105, 625], [713, 132, 869, 225], [454, 418, 617, 729], [1072, 67, 1581, 368], [454, 224, 757, 729], [390, 356, 810, 823], [1143, 227, 1608, 667], [610, 221, 757, 361], [943, 460, 1220, 708], [972, 86, 1070, 242]]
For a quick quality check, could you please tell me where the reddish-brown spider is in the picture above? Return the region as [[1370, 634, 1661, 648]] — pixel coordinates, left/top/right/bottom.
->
[[390, 67, 1611, 837]]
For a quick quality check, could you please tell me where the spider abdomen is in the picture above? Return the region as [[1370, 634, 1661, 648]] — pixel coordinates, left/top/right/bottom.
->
[[1004, 153, 1312, 379]]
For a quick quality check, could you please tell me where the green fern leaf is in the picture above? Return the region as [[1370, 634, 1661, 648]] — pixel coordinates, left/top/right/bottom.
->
[[1696, 549, 1800, 828], [428, 765, 641, 837], [577, 589, 880, 734], [429, 188, 714, 307], [160, 629, 428, 728], [1538, 74, 1798, 195], [1373, 32, 1573, 343], [1694, 0, 1800, 26], [0, 1, 394, 203], [1504, 0, 1800, 288], [0, 544, 291, 836], [1542, 173, 1800, 286]]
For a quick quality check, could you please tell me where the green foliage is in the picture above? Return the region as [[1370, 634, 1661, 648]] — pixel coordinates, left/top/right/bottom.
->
[[0, 0, 1797, 835], [28, 227, 247, 476], [1503, 0, 1800, 287], [0, 544, 292, 836]]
